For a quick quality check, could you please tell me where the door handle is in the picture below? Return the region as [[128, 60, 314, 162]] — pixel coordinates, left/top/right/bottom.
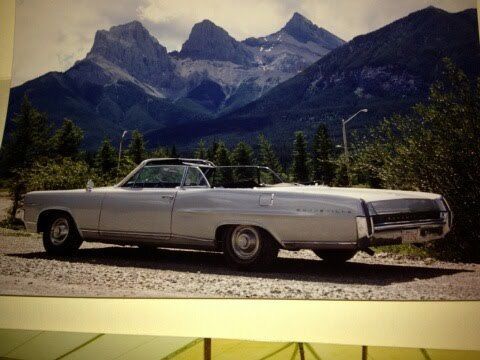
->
[[161, 195, 175, 200]]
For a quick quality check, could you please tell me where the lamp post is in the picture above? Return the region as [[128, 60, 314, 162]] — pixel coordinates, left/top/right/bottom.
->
[[341, 109, 368, 158], [117, 130, 128, 176]]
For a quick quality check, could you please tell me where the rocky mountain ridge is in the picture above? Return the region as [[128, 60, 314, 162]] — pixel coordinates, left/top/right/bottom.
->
[[7, 6, 478, 153], [142, 7, 480, 153], [6, 12, 344, 149], [75, 13, 343, 112]]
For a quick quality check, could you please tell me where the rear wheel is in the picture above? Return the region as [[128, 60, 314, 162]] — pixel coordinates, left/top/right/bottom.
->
[[42, 213, 83, 256], [223, 225, 278, 270], [314, 250, 357, 264]]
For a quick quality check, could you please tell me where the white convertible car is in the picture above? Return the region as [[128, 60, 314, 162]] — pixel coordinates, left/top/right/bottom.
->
[[21, 158, 452, 269]]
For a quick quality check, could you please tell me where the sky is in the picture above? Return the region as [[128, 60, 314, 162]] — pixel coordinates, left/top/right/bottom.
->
[[11, 0, 477, 86]]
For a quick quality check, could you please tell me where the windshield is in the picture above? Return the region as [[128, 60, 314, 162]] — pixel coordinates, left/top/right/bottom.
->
[[122, 165, 186, 188], [201, 166, 284, 188]]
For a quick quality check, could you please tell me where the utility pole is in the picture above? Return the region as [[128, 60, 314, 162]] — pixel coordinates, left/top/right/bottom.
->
[[117, 130, 128, 177], [341, 109, 368, 158]]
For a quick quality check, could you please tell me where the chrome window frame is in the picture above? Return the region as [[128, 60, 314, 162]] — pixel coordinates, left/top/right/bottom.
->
[[181, 166, 211, 188], [116, 159, 215, 188], [116, 159, 283, 189]]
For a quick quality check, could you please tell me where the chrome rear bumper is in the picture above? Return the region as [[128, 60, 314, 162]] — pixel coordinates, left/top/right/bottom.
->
[[357, 197, 452, 248], [370, 218, 448, 246]]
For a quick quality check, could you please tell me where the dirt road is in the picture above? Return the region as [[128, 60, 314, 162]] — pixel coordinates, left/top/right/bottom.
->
[[1, 229, 479, 299]]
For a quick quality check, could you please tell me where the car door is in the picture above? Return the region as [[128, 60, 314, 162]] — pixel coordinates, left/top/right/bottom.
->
[[98, 165, 186, 242], [171, 166, 216, 247]]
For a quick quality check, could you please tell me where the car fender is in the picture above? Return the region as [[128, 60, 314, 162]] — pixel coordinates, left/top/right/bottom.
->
[[214, 219, 284, 248], [36, 206, 84, 238]]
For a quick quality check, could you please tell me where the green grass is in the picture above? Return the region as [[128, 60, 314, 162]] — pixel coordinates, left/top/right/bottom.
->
[[375, 244, 430, 259], [0, 227, 36, 237]]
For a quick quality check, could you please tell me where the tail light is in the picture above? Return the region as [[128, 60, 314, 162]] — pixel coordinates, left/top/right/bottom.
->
[[356, 216, 372, 240]]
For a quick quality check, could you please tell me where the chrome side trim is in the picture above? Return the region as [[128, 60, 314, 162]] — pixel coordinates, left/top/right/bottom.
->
[[83, 230, 215, 248], [171, 234, 214, 243], [80, 229, 101, 240], [282, 241, 356, 250], [99, 230, 171, 241]]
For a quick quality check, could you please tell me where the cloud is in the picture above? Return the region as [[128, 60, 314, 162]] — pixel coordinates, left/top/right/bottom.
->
[[12, 0, 148, 85], [11, 0, 476, 86], [138, 0, 475, 45], [137, 0, 293, 49]]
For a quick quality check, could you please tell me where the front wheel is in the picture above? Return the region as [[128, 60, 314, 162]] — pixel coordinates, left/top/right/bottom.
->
[[42, 214, 83, 256], [223, 225, 278, 271], [313, 250, 357, 264]]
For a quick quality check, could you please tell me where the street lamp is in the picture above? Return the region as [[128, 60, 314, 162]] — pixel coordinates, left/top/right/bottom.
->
[[117, 130, 128, 176], [341, 109, 368, 158]]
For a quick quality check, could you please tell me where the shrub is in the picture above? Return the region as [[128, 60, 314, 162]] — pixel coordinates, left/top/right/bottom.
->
[[351, 59, 480, 261]]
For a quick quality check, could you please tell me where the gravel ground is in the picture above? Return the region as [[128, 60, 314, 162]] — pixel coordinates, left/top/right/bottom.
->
[[1, 229, 479, 299]]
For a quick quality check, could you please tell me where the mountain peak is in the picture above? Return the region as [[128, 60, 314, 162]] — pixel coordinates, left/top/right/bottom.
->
[[281, 12, 345, 49], [115, 20, 145, 30], [179, 19, 254, 65], [89, 20, 162, 56], [101, 20, 151, 43], [287, 12, 314, 27], [424, 5, 442, 12], [195, 19, 219, 29], [283, 12, 317, 38], [87, 20, 176, 90], [186, 19, 232, 40]]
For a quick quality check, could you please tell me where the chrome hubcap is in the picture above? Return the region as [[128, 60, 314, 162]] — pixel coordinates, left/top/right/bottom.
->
[[50, 218, 69, 245], [231, 226, 260, 260]]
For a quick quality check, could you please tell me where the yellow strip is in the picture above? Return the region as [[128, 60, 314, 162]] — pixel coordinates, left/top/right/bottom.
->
[[0, 0, 15, 147], [54, 334, 104, 360], [0, 297, 479, 351], [160, 338, 203, 360]]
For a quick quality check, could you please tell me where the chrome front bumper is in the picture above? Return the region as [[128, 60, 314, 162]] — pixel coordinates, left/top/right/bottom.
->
[[23, 221, 37, 233], [17, 207, 37, 233]]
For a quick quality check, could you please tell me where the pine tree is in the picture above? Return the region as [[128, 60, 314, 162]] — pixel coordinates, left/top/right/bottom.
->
[[170, 145, 178, 158], [150, 147, 169, 158], [311, 124, 335, 185], [214, 142, 233, 184], [214, 142, 231, 166], [231, 141, 254, 166], [127, 130, 146, 164], [291, 131, 310, 183], [231, 141, 255, 180], [51, 118, 83, 158], [258, 134, 283, 175], [0, 95, 52, 175], [334, 154, 350, 186], [207, 140, 219, 162], [195, 140, 207, 159], [96, 138, 117, 174]]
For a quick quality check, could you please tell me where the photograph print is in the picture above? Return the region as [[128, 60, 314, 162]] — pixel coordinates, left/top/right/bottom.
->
[[0, 0, 479, 300]]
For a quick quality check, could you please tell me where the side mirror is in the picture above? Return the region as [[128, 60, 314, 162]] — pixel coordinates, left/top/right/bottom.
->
[[86, 179, 94, 192]]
